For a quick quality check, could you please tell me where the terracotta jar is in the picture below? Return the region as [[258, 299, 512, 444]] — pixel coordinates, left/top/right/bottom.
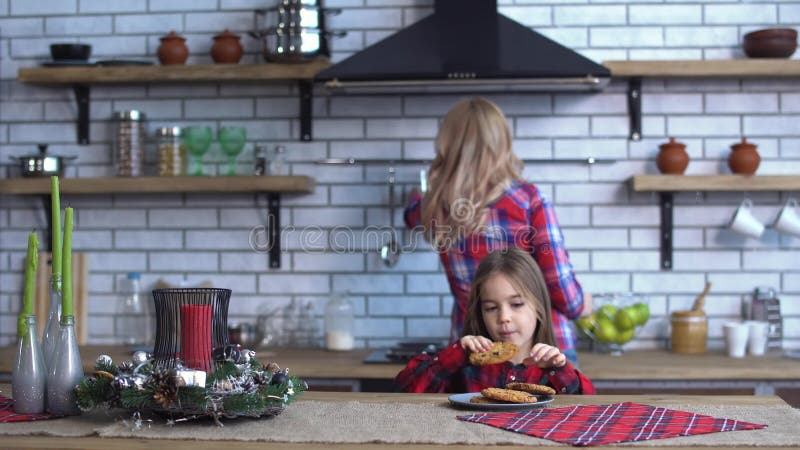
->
[[157, 31, 189, 65], [656, 137, 690, 174], [211, 29, 243, 64], [728, 137, 761, 175]]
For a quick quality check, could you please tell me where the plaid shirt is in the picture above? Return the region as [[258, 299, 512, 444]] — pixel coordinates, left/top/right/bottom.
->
[[404, 179, 585, 351], [394, 342, 596, 394]]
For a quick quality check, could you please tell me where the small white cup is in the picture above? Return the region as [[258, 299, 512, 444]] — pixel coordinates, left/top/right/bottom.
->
[[773, 198, 800, 237], [729, 199, 765, 238], [723, 322, 750, 358], [419, 169, 428, 193], [746, 321, 769, 356]]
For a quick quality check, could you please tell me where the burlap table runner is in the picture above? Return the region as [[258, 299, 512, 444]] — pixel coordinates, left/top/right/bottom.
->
[[1, 400, 797, 446]]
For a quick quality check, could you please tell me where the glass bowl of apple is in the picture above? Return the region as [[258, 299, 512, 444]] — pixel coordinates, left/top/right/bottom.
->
[[573, 293, 650, 355]]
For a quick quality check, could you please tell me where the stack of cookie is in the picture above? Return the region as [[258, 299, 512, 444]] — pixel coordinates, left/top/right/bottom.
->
[[472, 383, 557, 404]]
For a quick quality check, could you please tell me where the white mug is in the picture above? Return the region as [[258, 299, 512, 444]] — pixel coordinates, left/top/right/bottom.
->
[[745, 320, 769, 356], [773, 198, 800, 237], [729, 199, 765, 238], [723, 322, 749, 358]]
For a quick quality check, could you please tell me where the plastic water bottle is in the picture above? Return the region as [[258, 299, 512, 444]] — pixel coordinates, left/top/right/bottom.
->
[[115, 273, 146, 348]]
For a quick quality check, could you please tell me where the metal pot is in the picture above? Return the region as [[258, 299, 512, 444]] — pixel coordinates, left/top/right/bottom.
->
[[256, 5, 341, 30], [249, 28, 345, 63], [9, 144, 76, 177]]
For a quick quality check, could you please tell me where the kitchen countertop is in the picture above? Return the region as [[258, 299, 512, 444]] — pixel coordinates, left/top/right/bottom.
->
[[0, 384, 796, 449], [2, 345, 798, 381]]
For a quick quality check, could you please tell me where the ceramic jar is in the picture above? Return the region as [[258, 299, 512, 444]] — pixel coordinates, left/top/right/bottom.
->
[[728, 137, 761, 175], [157, 31, 189, 65], [656, 137, 690, 174], [211, 29, 243, 64]]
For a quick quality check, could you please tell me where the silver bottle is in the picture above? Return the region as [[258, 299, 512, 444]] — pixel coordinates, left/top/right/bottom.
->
[[12, 315, 47, 414], [41, 275, 62, 369], [46, 315, 83, 416]]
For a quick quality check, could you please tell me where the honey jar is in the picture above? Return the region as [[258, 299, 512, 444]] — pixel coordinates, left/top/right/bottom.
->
[[156, 126, 185, 176], [670, 310, 707, 354]]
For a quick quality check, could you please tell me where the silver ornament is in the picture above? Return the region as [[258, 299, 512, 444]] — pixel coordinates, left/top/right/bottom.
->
[[131, 351, 149, 365], [237, 349, 256, 364], [96, 354, 113, 366]]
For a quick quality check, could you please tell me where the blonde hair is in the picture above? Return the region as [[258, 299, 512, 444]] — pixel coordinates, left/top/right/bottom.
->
[[462, 247, 556, 347], [421, 97, 523, 248]]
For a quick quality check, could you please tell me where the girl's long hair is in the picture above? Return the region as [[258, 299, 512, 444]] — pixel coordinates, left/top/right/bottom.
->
[[462, 247, 556, 347], [421, 97, 522, 248]]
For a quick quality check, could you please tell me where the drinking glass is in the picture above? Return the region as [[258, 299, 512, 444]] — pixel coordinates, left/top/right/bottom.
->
[[218, 126, 246, 176], [184, 126, 213, 176]]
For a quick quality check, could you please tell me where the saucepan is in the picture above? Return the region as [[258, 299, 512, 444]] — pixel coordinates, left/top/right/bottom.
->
[[256, 5, 341, 30], [249, 27, 346, 63], [9, 144, 77, 177]]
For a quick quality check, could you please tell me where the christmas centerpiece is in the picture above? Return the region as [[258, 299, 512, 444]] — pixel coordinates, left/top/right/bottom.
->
[[75, 288, 304, 425]]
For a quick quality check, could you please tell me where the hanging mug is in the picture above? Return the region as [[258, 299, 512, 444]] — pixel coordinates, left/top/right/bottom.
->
[[773, 198, 800, 236], [729, 199, 765, 238]]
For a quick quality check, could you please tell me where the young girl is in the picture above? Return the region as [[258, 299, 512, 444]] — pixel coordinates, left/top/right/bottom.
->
[[404, 97, 591, 364], [395, 247, 595, 394]]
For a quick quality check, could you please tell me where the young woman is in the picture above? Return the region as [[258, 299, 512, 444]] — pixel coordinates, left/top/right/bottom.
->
[[395, 248, 595, 394], [404, 97, 591, 363]]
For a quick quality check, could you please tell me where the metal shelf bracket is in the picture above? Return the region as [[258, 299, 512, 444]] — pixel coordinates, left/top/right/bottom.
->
[[74, 84, 90, 145], [267, 192, 281, 268], [659, 192, 674, 270], [299, 80, 313, 141], [627, 78, 642, 141]]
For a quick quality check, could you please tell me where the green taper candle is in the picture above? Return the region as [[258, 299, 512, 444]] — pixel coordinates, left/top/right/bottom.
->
[[18, 231, 39, 337], [50, 176, 62, 284], [61, 207, 73, 318]]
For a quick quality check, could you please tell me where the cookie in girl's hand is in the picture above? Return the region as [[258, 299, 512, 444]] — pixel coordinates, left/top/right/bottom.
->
[[468, 341, 518, 365]]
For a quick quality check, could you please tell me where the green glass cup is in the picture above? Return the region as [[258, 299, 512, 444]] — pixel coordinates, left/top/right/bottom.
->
[[184, 126, 213, 176], [218, 126, 247, 176]]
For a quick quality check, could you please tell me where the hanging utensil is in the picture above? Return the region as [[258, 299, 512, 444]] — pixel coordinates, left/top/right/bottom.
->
[[380, 166, 400, 267]]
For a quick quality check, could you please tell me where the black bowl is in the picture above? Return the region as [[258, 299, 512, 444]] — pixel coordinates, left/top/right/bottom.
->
[[50, 43, 92, 61]]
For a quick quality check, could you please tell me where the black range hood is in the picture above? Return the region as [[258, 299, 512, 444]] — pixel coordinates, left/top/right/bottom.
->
[[316, 0, 611, 93]]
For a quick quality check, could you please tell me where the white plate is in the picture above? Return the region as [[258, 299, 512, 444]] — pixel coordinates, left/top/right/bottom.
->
[[448, 392, 554, 411]]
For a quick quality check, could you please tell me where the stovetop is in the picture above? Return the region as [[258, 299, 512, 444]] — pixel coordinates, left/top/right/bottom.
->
[[363, 342, 446, 364]]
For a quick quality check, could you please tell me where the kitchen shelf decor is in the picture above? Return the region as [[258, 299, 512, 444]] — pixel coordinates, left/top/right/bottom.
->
[[604, 59, 800, 141], [0, 176, 314, 269], [630, 175, 800, 271], [17, 60, 330, 144]]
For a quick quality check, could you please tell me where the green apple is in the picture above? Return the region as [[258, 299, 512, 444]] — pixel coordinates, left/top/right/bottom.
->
[[594, 318, 618, 344], [633, 302, 650, 325], [575, 316, 596, 334], [614, 307, 638, 331], [598, 304, 618, 321], [616, 328, 635, 345]]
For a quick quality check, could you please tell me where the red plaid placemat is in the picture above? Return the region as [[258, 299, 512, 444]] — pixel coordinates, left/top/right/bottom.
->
[[457, 402, 766, 447], [0, 396, 55, 423]]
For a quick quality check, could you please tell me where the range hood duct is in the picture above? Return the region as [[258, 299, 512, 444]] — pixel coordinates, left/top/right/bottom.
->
[[316, 0, 611, 93]]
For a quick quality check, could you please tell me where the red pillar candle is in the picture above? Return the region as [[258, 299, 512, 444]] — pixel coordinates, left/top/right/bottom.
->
[[180, 304, 212, 373]]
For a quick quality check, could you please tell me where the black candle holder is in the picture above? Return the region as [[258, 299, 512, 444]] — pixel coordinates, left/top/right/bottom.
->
[[151, 288, 231, 371]]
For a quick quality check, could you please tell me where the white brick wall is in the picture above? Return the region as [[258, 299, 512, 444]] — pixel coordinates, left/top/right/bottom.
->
[[1, 1, 799, 350]]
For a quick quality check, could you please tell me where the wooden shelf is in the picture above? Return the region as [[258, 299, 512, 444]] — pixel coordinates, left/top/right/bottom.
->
[[0, 176, 315, 195], [604, 59, 800, 78], [631, 175, 800, 192], [17, 60, 331, 84]]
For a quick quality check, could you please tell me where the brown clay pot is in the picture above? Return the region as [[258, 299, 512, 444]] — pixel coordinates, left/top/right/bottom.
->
[[728, 137, 761, 175], [656, 137, 690, 174], [157, 31, 189, 65], [211, 29, 243, 64]]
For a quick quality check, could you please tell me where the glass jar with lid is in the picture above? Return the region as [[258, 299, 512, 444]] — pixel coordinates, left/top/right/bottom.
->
[[155, 126, 185, 176], [113, 110, 147, 176], [324, 292, 354, 351]]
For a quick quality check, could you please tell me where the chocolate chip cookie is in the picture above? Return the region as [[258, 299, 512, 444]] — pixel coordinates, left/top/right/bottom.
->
[[480, 387, 538, 404], [505, 382, 557, 396], [468, 341, 518, 366]]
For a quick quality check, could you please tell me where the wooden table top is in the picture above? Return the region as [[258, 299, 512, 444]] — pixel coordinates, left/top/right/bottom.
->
[[2, 345, 798, 381], [0, 384, 794, 450]]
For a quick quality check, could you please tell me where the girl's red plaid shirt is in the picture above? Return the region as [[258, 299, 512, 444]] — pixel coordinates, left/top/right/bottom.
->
[[394, 342, 596, 394]]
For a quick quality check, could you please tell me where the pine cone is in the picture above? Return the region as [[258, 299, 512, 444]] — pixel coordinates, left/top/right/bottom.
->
[[118, 361, 134, 373], [153, 388, 176, 408], [151, 368, 178, 408], [252, 371, 269, 386]]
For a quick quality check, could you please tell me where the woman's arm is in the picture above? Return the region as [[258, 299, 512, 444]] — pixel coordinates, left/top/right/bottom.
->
[[528, 192, 585, 319]]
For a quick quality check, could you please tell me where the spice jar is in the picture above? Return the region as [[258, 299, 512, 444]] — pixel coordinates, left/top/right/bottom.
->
[[113, 110, 146, 177], [157, 31, 189, 65], [211, 29, 243, 64], [656, 137, 690, 174], [728, 137, 761, 175], [670, 310, 707, 354], [325, 292, 354, 351], [156, 127, 185, 176]]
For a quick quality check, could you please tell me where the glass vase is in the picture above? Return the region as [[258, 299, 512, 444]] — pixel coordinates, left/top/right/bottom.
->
[[41, 275, 62, 369], [46, 315, 83, 416], [12, 315, 47, 414]]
